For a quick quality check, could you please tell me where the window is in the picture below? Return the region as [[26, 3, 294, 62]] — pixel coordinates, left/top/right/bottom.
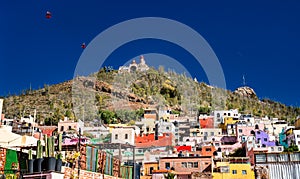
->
[[149, 167, 154, 174], [181, 162, 187, 168], [204, 132, 208, 136], [239, 129, 243, 133], [271, 147, 274, 151], [125, 134, 128, 139], [242, 170, 247, 175], [218, 132, 221, 135], [60, 126, 64, 131], [204, 136, 207, 141], [297, 135, 300, 138], [210, 132, 214, 136], [166, 127, 170, 130], [217, 113, 220, 118], [278, 147, 282, 151], [257, 131, 261, 134], [165, 162, 170, 169], [264, 138, 268, 142], [187, 162, 193, 168], [232, 170, 237, 174], [115, 134, 118, 140], [206, 148, 212, 151], [68, 126, 72, 130], [193, 162, 198, 168]]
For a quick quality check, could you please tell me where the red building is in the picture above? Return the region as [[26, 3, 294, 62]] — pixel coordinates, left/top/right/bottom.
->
[[135, 133, 174, 148], [174, 146, 192, 152], [37, 126, 57, 137], [199, 116, 214, 128]]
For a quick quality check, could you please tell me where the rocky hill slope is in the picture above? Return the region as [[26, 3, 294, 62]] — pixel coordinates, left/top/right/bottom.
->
[[2, 68, 300, 125]]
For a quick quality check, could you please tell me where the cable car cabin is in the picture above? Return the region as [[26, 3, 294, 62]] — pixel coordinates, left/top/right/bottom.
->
[[81, 43, 86, 49], [46, 11, 52, 19]]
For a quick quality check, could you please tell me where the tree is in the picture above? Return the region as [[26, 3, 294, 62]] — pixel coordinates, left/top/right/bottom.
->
[[99, 110, 115, 124], [127, 120, 135, 126], [229, 147, 246, 157], [164, 172, 176, 179], [284, 144, 299, 152]]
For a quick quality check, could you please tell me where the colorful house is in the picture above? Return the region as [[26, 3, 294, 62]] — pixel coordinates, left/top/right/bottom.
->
[[141, 162, 159, 179], [199, 115, 214, 128], [279, 128, 288, 148], [135, 133, 175, 148], [200, 146, 216, 157], [213, 158, 254, 179], [255, 130, 276, 148], [158, 156, 212, 179]]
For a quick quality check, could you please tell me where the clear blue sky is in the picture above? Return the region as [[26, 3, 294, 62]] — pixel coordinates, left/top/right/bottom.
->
[[1, 1, 300, 106]]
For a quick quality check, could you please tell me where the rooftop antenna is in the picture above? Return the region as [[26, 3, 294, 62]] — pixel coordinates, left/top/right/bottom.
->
[[242, 74, 246, 86]]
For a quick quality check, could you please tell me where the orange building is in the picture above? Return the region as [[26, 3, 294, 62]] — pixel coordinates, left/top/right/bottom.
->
[[199, 116, 214, 128], [141, 162, 159, 179], [200, 146, 217, 157]]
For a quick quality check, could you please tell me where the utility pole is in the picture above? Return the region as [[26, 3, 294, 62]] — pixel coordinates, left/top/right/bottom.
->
[[78, 128, 81, 178]]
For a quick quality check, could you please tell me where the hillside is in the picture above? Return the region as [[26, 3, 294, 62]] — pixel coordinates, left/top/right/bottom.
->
[[2, 67, 300, 125]]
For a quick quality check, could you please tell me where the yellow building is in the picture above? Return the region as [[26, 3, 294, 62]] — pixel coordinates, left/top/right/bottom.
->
[[219, 117, 239, 130], [213, 160, 254, 179], [295, 117, 300, 129], [141, 162, 159, 179]]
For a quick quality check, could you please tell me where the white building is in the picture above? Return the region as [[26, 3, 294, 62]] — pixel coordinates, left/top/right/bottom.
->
[[118, 56, 149, 73], [157, 119, 176, 135], [211, 109, 240, 128], [111, 127, 135, 145], [286, 129, 300, 149], [82, 125, 109, 138]]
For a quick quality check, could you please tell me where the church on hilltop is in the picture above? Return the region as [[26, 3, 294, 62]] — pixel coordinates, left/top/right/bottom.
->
[[118, 55, 149, 73]]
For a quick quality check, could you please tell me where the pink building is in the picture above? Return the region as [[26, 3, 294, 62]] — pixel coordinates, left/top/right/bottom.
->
[[158, 156, 212, 179], [235, 122, 264, 143]]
